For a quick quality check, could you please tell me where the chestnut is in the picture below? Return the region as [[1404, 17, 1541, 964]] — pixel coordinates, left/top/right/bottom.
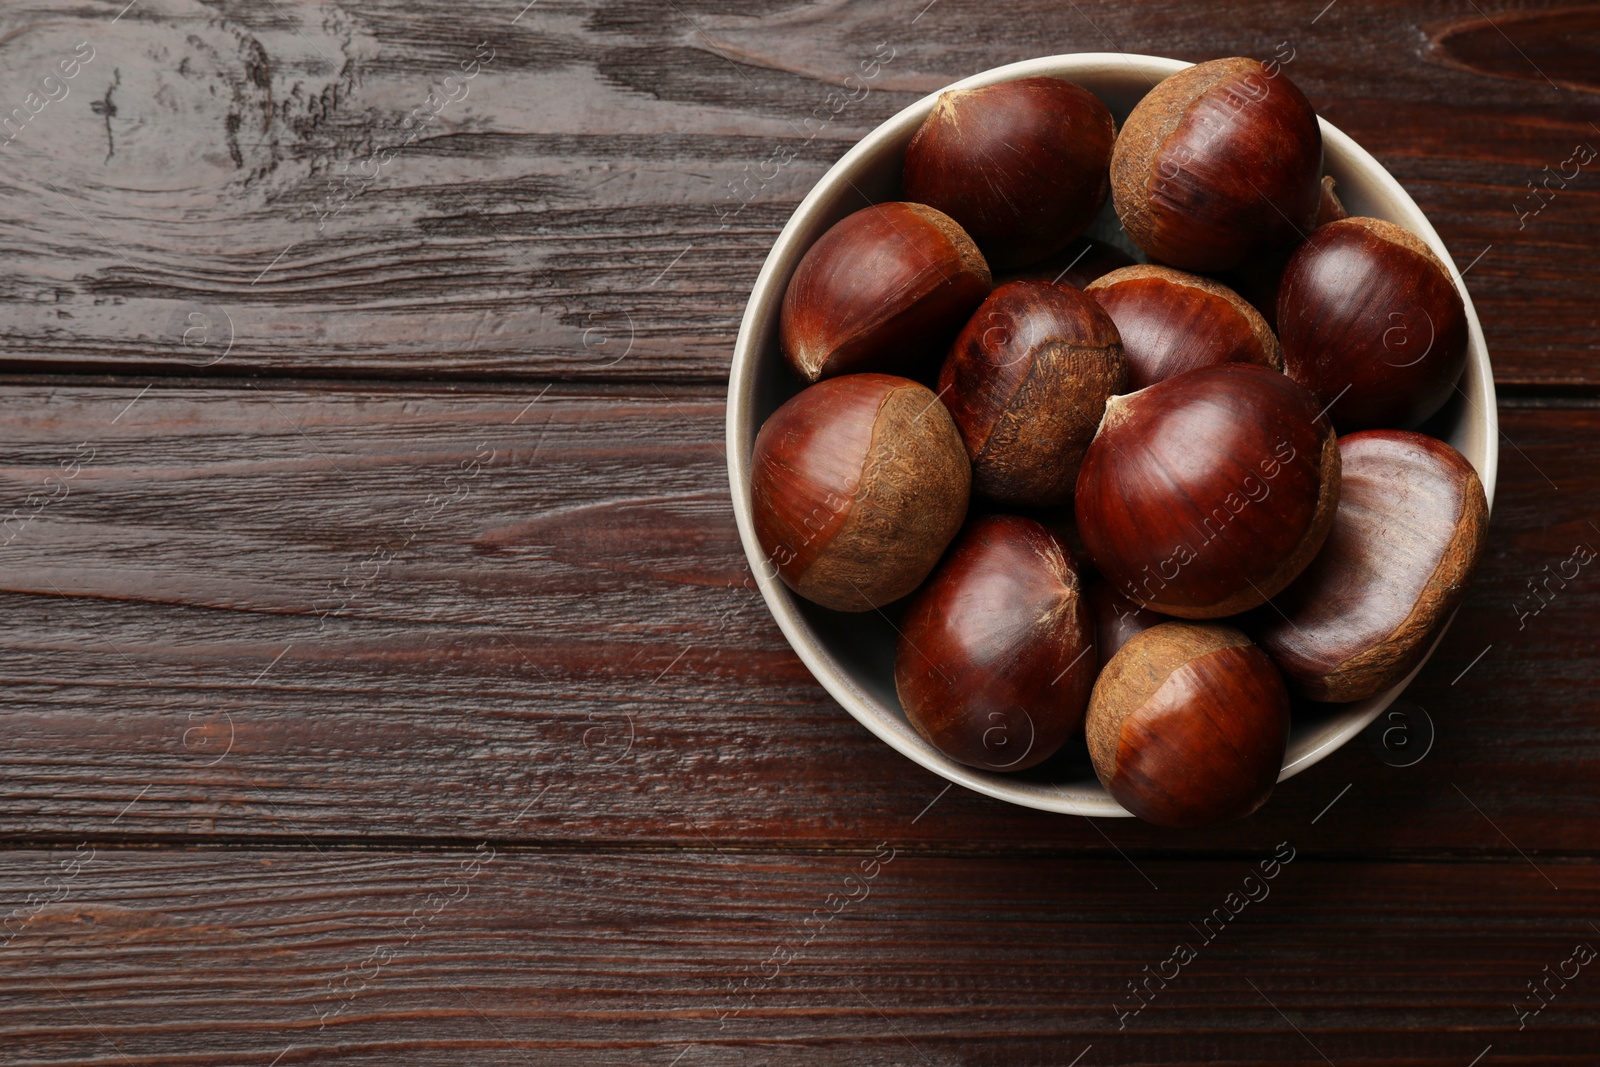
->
[[904, 77, 1117, 269], [1111, 57, 1323, 272], [1087, 621, 1289, 828], [1087, 579, 1164, 669], [1074, 363, 1340, 619], [997, 236, 1137, 291], [780, 202, 992, 383], [939, 281, 1127, 507], [1253, 430, 1488, 701], [896, 515, 1095, 771], [1277, 216, 1469, 430], [751, 373, 970, 611], [1085, 265, 1281, 389]]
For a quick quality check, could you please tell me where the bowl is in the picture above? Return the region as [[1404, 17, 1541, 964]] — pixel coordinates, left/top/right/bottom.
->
[[726, 52, 1498, 817]]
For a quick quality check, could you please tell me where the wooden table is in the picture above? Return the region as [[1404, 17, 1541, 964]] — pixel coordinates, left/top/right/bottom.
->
[[0, 1, 1595, 1062]]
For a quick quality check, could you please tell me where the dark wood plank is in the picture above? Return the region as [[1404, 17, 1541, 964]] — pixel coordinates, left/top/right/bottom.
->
[[0, 379, 1592, 856], [1428, 6, 1600, 94], [0, 848, 1597, 1064], [0, 1, 1592, 385]]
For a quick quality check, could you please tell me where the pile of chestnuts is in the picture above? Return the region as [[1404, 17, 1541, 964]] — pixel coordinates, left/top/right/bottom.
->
[[749, 58, 1487, 828]]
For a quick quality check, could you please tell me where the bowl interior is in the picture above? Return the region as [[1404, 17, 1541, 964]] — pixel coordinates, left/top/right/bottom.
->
[[727, 52, 1497, 816]]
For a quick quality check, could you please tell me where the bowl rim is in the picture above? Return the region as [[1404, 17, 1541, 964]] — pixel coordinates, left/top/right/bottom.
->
[[726, 51, 1498, 817]]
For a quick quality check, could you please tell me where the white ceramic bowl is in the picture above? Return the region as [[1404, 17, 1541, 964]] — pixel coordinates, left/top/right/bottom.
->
[[727, 53, 1497, 816]]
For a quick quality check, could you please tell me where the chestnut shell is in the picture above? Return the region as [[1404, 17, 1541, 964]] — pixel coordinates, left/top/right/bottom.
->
[[896, 515, 1095, 771], [939, 281, 1127, 507], [1254, 430, 1488, 701], [1111, 57, 1323, 272], [1086, 264, 1282, 389], [1087, 621, 1290, 828], [779, 202, 992, 383], [751, 373, 970, 612], [1074, 363, 1340, 618], [1277, 217, 1469, 431], [904, 77, 1117, 269]]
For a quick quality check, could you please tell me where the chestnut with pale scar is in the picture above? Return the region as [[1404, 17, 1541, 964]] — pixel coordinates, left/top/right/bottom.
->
[[1111, 56, 1323, 272], [1253, 430, 1488, 702], [751, 373, 969, 612], [1087, 622, 1289, 828], [938, 280, 1126, 508]]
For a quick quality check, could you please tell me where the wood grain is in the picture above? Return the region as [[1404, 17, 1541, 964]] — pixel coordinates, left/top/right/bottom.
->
[[0, 379, 1590, 858], [0, 2, 1594, 1061], [0, 1, 1592, 386], [0, 848, 1597, 1065], [1428, 6, 1600, 94]]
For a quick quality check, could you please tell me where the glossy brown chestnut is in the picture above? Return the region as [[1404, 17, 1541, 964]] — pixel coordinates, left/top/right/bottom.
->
[[1277, 217, 1469, 430], [939, 281, 1127, 507], [997, 236, 1137, 290], [896, 515, 1095, 771], [751, 373, 970, 611], [1086, 265, 1281, 389], [1074, 363, 1340, 618], [904, 77, 1117, 269], [1111, 57, 1323, 272], [1087, 621, 1290, 827], [779, 202, 992, 383], [1254, 430, 1488, 701], [1087, 579, 1164, 669]]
